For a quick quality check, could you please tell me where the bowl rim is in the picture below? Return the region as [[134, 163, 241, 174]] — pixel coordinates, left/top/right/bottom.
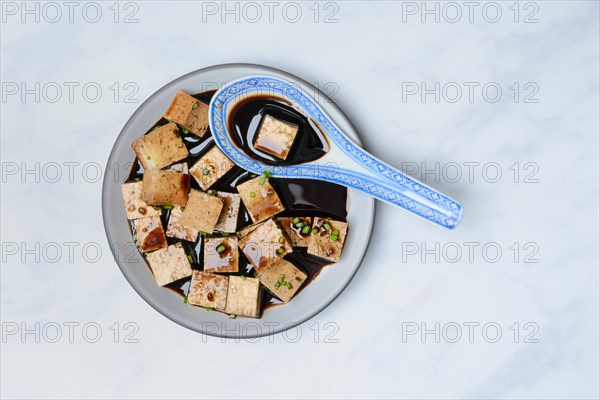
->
[[102, 63, 376, 338]]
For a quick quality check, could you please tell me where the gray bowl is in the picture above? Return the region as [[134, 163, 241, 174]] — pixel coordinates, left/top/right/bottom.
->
[[102, 63, 375, 338]]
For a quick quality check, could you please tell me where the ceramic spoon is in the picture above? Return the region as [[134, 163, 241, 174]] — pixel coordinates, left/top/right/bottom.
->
[[208, 76, 463, 229]]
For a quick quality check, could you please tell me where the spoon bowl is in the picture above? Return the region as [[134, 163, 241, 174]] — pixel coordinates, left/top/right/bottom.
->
[[209, 75, 463, 229]]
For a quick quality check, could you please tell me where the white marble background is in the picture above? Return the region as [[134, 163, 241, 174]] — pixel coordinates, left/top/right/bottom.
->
[[1, 1, 598, 399]]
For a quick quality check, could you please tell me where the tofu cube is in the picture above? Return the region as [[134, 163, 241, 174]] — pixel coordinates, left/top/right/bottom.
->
[[257, 258, 307, 303], [238, 218, 292, 270], [131, 122, 189, 170], [224, 276, 262, 318], [307, 218, 349, 262], [203, 236, 239, 273], [277, 217, 312, 247], [236, 220, 267, 239], [254, 115, 299, 160], [237, 176, 285, 223], [133, 215, 167, 252], [214, 191, 241, 233], [164, 90, 210, 137], [146, 243, 193, 286], [166, 206, 199, 242], [121, 181, 162, 220], [180, 190, 223, 234], [187, 271, 229, 310], [189, 146, 235, 190], [141, 169, 190, 207]]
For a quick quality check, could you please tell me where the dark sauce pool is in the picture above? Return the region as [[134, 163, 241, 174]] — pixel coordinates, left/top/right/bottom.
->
[[126, 90, 347, 313], [228, 96, 329, 165]]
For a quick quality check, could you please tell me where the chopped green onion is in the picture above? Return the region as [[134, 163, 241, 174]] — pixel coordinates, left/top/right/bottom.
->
[[258, 176, 266, 185], [163, 205, 173, 210], [323, 223, 332, 231], [221, 232, 229, 237], [240, 275, 246, 281], [208, 190, 216, 195], [229, 314, 237, 319], [216, 245, 226, 253], [293, 217, 300, 224], [249, 191, 256, 198], [134, 177, 140, 181], [330, 234, 338, 241], [183, 296, 188, 303], [332, 229, 339, 236], [203, 307, 213, 312], [278, 237, 285, 244], [132, 233, 137, 241], [302, 226, 310, 234], [180, 206, 185, 211], [199, 231, 207, 236], [274, 275, 292, 290], [153, 125, 161, 131], [146, 155, 151, 160], [181, 128, 189, 134], [187, 254, 193, 263], [263, 170, 273, 178], [192, 102, 199, 110], [295, 222, 304, 228], [311, 228, 318, 235], [277, 247, 284, 254], [202, 168, 210, 175]]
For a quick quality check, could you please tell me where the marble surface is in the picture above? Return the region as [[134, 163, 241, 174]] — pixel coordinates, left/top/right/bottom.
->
[[1, 1, 598, 399]]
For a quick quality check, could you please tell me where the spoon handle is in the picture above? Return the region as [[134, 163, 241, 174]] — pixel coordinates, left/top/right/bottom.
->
[[312, 162, 463, 229]]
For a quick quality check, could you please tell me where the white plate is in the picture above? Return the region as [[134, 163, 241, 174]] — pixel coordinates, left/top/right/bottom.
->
[[102, 64, 375, 338]]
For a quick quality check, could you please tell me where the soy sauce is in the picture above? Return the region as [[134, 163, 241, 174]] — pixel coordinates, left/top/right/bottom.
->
[[228, 96, 329, 165], [125, 90, 347, 313]]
